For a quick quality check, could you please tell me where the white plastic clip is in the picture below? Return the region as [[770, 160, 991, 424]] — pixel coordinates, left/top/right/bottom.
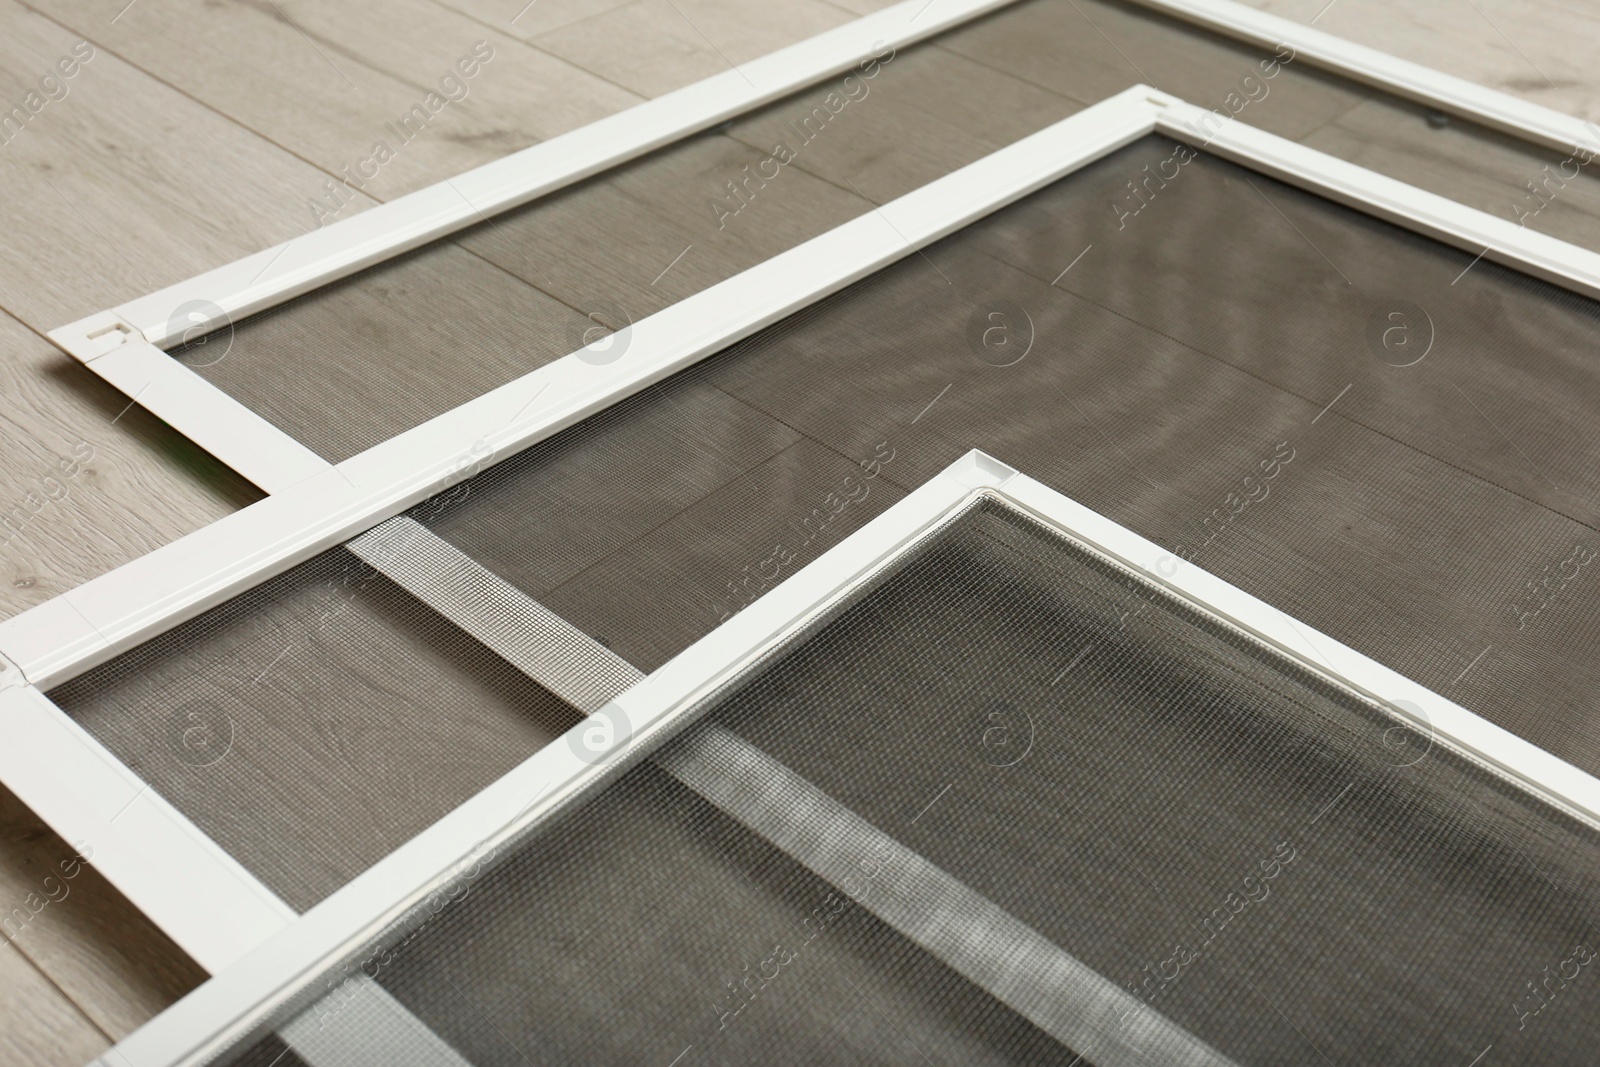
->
[[47, 311, 140, 363]]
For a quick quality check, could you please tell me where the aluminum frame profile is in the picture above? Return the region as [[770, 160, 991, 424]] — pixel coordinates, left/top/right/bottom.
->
[[9, 86, 1600, 978], [1127, 0, 1600, 155], [44, 0, 1025, 494], [44, 0, 1600, 494], [93, 449, 1600, 1067]]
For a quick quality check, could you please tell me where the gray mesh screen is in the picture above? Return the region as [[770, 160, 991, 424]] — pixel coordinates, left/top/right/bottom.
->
[[211, 500, 1600, 1066], [48, 537, 583, 911], [65, 129, 1600, 1005], [163, 0, 1589, 463], [407, 133, 1600, 786]]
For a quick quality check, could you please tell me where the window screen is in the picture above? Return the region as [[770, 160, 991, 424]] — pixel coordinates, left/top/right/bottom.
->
[[409, 133, 1600, 783], [207, 498, 1600, 1067], [61, 133, 1600, 931], [162, 0, 1588, 463]]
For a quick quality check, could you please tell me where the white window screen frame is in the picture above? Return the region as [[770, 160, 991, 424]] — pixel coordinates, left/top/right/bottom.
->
[[92, 448, 1600, 1067], [44, 0, 1025, 494], [38, 0, 1600, 494], [4, 84, 1600, 981]]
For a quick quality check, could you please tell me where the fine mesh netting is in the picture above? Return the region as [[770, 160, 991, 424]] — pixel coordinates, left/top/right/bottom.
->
[[161, 0, 1598, 463], [57, 133, 1600, 947], [213, 499, 1600, 1067], [404, 133, 1600, 784]]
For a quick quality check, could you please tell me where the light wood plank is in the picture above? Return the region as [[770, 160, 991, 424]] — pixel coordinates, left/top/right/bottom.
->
[[0, 0, 1597, 1056], [52, 549, 584, 912], [427, 371, 804, 598], [0, 309, 259, 618], [0, 784, 204, 1039], [0, 0, 368, 331], [433, 0, 638, 38], [531, 0, 856, 97], [816, 0, 901, 12], [544, 436, 904, 669], [180, 240, 599, 463], [0, 939, 108, 1066], [937, 0, 1600, 260], [268, 0, 645, 153], [725, 37, 1084, 205], [1301, 93, 1600, 251], [1241, 0, 1600, 122], [456, 128, 869, 326], [34, 0, 641, 205], [938, 0, 1371, 141]]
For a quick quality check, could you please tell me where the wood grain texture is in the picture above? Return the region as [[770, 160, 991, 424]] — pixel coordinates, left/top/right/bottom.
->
[[174, 118, 868, 461], [0, 309, 260, 617], [1240, 0, 1600, 122], [31, 0, 642, 203], [938, 0, 1371, 141], [0, 0, 873, 1051], [456, 126, 870, 323], [182, 239, 600, 462], [815, 0, 901, 12], [723, 37, 1084, 206], [426, 371, 805, 597], [1300, 93, 1600, 250], [530, 0, 856, 97], [543, 436, 906, 670], [270, 0, 645, 144], [0, 0, 364, 332], [0, 784, 205, 1039], [0, 939, 108, 1066], [51, 549, 584, 911], [435, 0, 639, 39], [961, 135, 1600, 525]]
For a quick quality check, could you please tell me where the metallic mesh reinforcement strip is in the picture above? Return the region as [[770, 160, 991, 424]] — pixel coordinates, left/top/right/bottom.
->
[[659, 724, 1236, 1067], [351, 515, 1234, 1066], [347, 516, 643, 715]]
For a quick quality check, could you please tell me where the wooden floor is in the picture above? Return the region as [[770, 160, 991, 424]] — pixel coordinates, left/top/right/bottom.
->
[[0, 0, 1594, 1061], [1240, 0, 1600, 123]]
